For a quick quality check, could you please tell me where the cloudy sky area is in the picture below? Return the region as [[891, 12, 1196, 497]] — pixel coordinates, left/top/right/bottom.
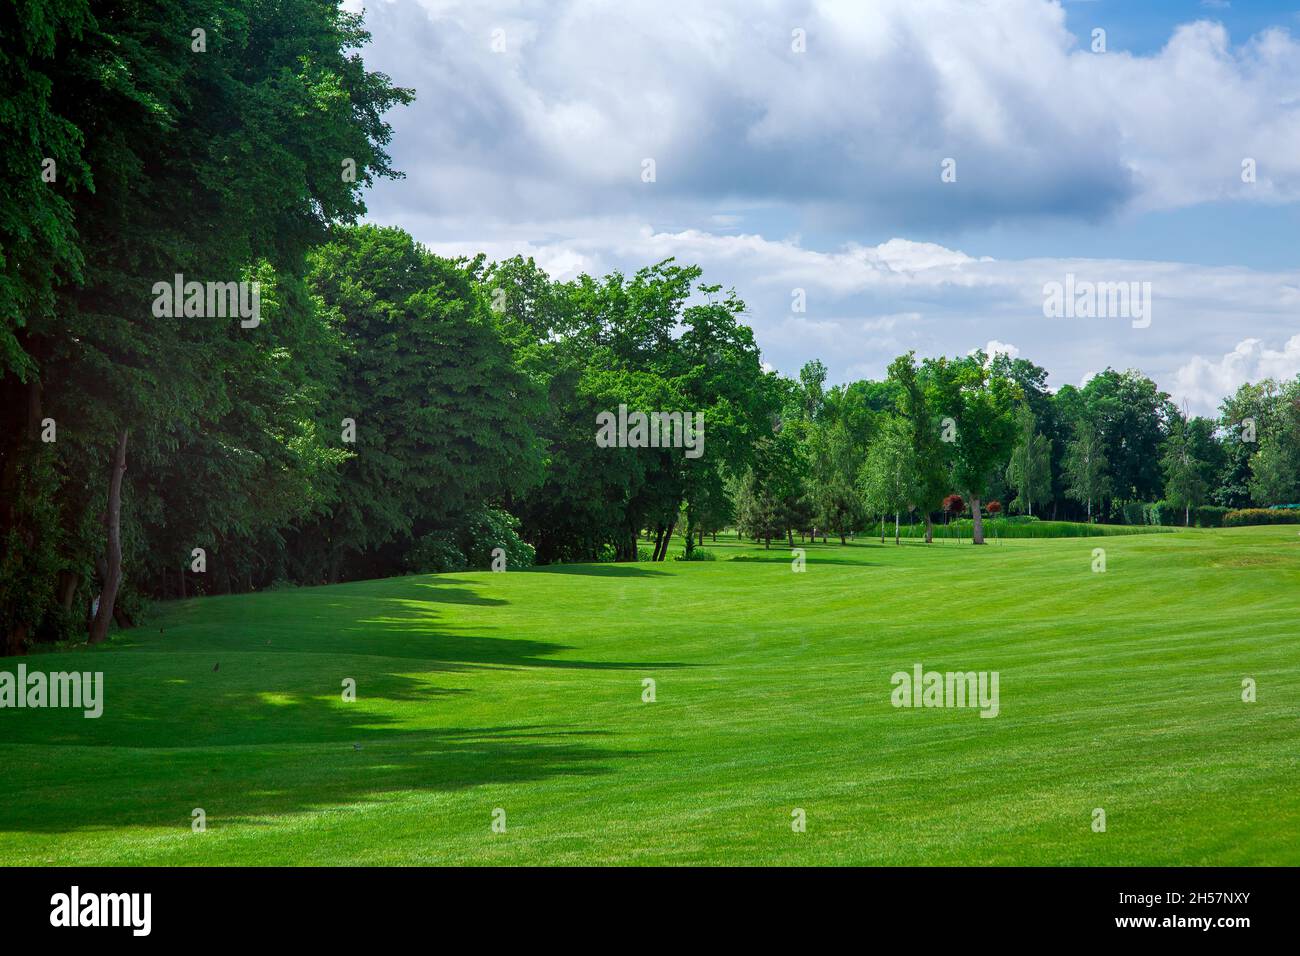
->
[[345, 0, 1300, 415]]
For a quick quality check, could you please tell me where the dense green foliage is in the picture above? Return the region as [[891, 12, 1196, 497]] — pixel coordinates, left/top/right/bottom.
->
[[1, 1, 1298, 656], [1224, 508, 1300, 526]]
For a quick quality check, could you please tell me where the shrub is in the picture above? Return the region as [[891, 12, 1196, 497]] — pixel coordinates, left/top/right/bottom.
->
[[986, 501, 1002, 515], [636, 546, 655, 562], [405, 534, 467, 573], [942, 494, 965, 516], [1193, 505, 1231, 528], [1143, 501, 1170, 526], [1115, 501, 1145, 526], [673, 548, 716, 561], [1224, 508, 1300, 526], [945, 518, 1166, 538], [458, 508, 535, 570]]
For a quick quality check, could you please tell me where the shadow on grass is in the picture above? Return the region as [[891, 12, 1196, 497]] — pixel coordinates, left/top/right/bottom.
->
[[0, 566, 687, 836], [136, 575, 689, 670], [527, 564, 669, 577], [0, 713, 649, 834]]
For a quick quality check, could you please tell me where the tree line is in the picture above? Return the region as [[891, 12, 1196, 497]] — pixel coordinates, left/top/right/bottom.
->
[[2, 1, 1298, 655]]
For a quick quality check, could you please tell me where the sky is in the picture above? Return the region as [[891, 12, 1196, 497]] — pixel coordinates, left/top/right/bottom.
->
[[344, 0, 1300, 415]]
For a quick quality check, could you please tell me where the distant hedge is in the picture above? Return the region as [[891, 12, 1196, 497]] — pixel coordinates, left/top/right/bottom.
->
[[1143, 502, 1232, 527], [1224, 508, 1300, 526]]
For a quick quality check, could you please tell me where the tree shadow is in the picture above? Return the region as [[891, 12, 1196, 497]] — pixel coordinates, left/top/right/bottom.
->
[[527, 564, 669, 577], [0, 710, 646, 834], [0, 568, 684, 838], [138, 577, 688, 669], [726, 555, 882, 568]]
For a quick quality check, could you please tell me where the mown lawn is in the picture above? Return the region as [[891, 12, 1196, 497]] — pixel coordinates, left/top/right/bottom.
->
[[1, 526, 1296, 865]]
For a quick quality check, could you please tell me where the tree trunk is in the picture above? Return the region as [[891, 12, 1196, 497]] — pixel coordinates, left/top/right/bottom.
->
[[5, 623, 28, 657], [1185, 503, 1190, 527], [89, 428, 128, 644], [659, 518, 677, 561], [924, 512, 934, 544], [764, 534, 770, 550], [58, 570, 79, 611], [179, 565, 187, 599], [787, 528, 794, 548], [894, 512, 900, 545], [971, 496, 985, 544]]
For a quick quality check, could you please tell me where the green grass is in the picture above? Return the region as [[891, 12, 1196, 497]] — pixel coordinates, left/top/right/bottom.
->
[[2, 526, 1297, 865]]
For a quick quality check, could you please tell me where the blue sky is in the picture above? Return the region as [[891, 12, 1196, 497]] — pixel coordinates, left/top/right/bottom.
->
[[347, 0, 1300, 414]]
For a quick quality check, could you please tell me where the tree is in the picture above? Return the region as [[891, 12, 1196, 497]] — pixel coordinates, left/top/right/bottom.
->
[[927, 354, 1019, 544], [1080, 369, 1174, 509], [858, 416, 917, 545], [808, 420, 866, 545], [887, 352, 949, 542], [1245, 378, 1300, 506], [300, 225, 541, 581], [2, 0, 414, 653], [1162, 414, 1208, 526], [1005, 405, 1052, 517], [1063, 418, 1111, 521]]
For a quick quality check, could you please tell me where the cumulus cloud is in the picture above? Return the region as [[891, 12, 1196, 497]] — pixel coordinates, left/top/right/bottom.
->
[[403, 221, 1300, 414], [1173, 335, 1300, 414], [354, 0, 1300, 232], [340, 0, 1300, 417], [976, 340, 1022, 363]]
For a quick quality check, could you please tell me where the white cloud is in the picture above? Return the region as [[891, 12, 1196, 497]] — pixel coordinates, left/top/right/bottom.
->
[[975, 340, 1021, 363], [1173, 335, 1300, 415], [356, 0, 1300, 230], [437, 225, 1299, 413], [340, 1, 1300, 415]]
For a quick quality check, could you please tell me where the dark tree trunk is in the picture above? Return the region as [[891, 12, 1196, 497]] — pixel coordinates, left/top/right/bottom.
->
[[971, 496, 986, 544], [5, 623, 28, 657], [58, 570, 79, 611], [659, 518, 677, 560], [89, 428, 128, 644]]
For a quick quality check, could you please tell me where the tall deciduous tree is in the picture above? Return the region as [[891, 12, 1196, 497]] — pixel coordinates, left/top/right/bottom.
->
[[1162, 414, 1208, 526], [927, 354, 1019, 544], [858, 415, 917, 545], [887, 352, 948, 542], [1005, 405, 1053, 517], [1063, 418, 1110, 521]]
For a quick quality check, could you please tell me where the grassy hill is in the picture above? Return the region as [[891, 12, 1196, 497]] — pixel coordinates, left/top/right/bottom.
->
[[1, 526, 1296, 865]]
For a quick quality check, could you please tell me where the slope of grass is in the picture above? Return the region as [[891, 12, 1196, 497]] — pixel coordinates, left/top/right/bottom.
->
[[1, 527, 1296, 865]]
